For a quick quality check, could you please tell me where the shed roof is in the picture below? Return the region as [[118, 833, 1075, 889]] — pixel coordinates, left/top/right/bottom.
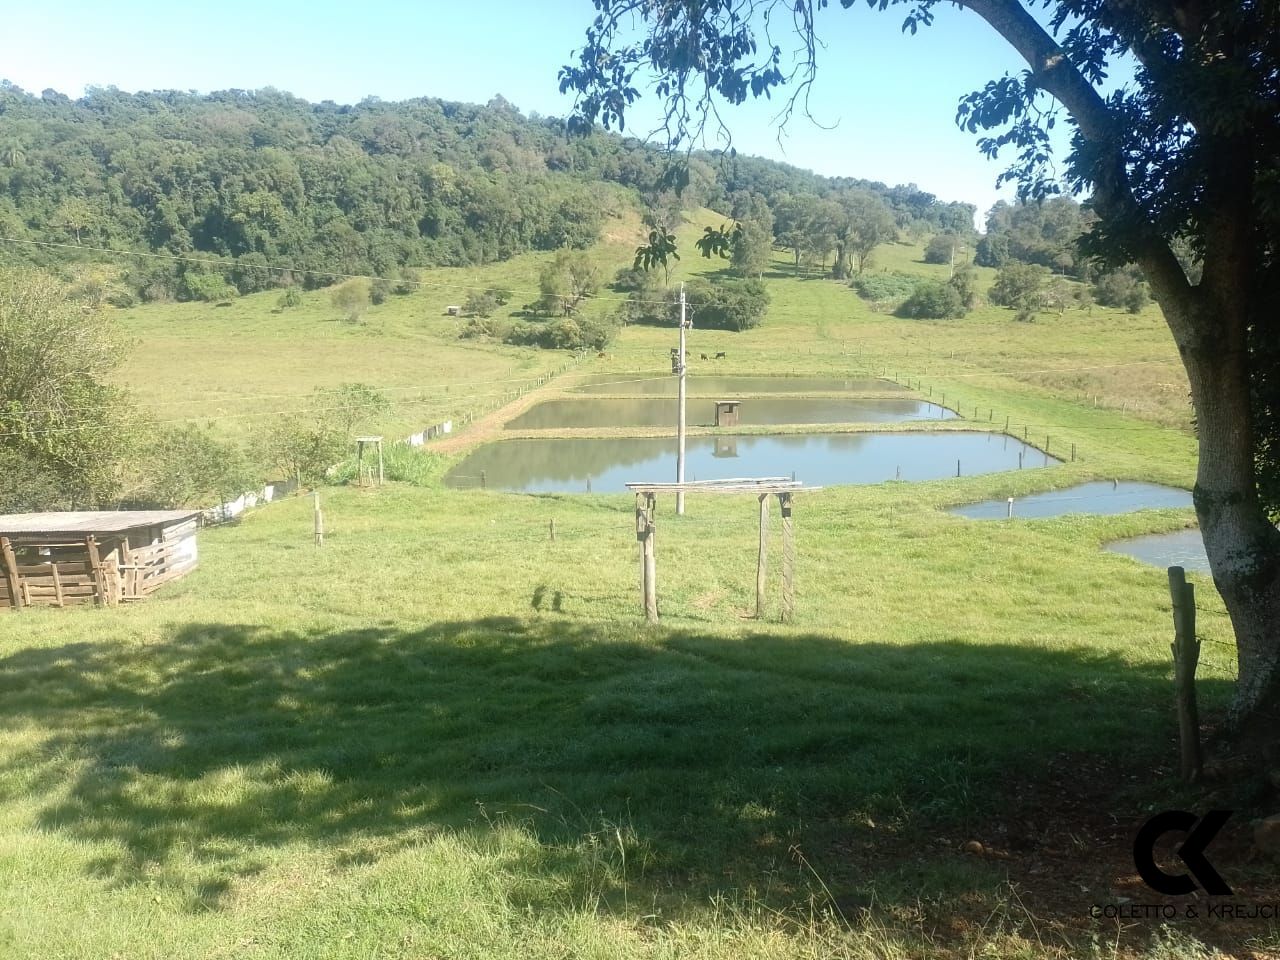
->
[[0, 510, 201, 537]]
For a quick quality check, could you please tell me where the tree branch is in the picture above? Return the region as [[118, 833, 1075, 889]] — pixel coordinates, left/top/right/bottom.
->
[[957, 0, 1196, 316]]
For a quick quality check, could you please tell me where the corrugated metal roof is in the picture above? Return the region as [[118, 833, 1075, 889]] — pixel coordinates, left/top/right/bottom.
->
[[0, 510, 200, 536]]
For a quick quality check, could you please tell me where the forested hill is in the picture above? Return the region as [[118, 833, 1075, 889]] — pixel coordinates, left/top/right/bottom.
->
[[0, 83, 975, 300]]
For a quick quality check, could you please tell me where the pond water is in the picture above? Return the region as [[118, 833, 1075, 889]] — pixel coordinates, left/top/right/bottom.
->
[[949, 481, 1193, 520], [446, 431, 1057, 493], [1105, 528, 1209, 572], [506, 397, 957, 430], [571, 375, 905, 396]]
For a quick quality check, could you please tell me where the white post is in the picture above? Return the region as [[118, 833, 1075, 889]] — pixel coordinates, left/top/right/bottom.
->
[[676, 283, 688, 516]]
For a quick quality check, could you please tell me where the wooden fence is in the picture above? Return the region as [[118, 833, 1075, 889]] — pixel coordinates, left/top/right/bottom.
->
[[1, 518, 198, 611]]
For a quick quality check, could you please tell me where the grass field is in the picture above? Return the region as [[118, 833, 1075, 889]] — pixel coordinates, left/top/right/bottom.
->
[[111, 204, 647, 444], [4, 224, 1277, 959]]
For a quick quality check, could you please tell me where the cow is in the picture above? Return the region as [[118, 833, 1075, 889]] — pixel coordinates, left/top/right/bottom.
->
[[714, 351, 727, 360]]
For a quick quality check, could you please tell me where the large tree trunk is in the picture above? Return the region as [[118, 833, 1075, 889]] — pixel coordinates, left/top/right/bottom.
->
[[1169, 296, 1280, 725]]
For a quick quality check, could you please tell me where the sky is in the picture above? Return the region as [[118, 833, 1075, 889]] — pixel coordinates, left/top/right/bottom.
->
[[0, 0, 1085, 222]]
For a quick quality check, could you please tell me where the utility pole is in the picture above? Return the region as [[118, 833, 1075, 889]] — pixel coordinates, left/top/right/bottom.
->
[[676, 282, 688, 516]]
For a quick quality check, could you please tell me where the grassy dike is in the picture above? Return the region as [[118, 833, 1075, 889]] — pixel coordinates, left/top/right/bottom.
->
[[2, 227, 1271, 959]]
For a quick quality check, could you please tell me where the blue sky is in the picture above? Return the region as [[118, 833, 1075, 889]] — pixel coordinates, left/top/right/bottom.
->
[[0, 1, 1085, 221]]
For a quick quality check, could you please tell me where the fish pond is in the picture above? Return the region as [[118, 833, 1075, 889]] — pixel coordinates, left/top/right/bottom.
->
[[571, 375, 906, 396], [948, 481, 1193, 520], [506, 397, 957, 430], [446, 431, 1057, 494], [1105, 528, 1209, 572]]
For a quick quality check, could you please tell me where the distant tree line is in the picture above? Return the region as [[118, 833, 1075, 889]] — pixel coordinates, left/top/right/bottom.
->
[[0, 82, 982, 305]]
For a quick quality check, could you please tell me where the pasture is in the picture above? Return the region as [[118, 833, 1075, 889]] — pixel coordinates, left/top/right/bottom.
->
[[3, 228, 1274, 959]]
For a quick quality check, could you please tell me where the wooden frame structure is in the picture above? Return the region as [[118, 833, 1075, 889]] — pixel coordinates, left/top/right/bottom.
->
[[625, 478, 818, 624], [712, 400, 742, 427], [355, 436, 385, 487], [0, 510, 200, 611]]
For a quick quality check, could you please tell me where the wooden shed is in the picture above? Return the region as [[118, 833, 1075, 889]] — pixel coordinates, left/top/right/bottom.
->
[[713, 400, 742, 427], [0, 510, 201, 611]]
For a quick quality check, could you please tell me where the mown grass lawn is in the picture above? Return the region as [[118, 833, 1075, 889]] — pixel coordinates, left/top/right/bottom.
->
[[3, 231, 1275, 958]]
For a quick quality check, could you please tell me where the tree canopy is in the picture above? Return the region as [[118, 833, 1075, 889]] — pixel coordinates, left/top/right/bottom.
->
[[0, 82, 975, 302]]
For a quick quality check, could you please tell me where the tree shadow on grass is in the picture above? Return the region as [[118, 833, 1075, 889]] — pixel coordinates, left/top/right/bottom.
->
[[0, 618, 1225, 926]]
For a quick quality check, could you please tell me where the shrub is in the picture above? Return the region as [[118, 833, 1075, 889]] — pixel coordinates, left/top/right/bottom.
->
[[923, 233, 968, 265], [180, 269, 237, 303], [393, 268, 421, 295], [503, 314, 616, 351], [330, 278, 371, 323], [370, 277, 393, 305], [277, 287, 303, 309], [851, 271, 919, 305], [459, 316, 513, 340], [990, 262, 1050, 320], [611, 266, 649, 292], [329, 443, 444, 487], [1092, 266, 1150, 313], [897, 280, 966, 319], [463, 290, 499, 317], [684, 277, 769, 332], [138, 426, 258, 508]]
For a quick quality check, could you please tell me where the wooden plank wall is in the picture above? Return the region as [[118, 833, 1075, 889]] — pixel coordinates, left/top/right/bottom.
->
[[0, 525, 196, 611], [124, 535, 197, 599], [0, 550, 121, 609]]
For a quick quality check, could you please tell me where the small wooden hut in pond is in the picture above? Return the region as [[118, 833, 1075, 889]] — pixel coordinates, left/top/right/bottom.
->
[[713, 400, 741, 427], [0, 510, 201, 611]]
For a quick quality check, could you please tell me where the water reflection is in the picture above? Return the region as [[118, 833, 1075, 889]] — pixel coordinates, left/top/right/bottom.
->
[[572, 375, 906, 396], [446, 431, 1057, 493], [949, 481, 1193, 520], [507, 397, 956, 430]]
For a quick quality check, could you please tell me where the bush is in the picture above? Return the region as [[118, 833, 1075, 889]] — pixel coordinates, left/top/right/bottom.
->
[[277, 286, 303, 309], [896, 280, 966, 319], [684, 277, 770, 332], [989, 262, 1050, 319], [923, 233, 967, 265], [138, 426, 258, 508], [0, 448, 73, 513], [487, 286, 513, 305], [503, 314, 616, 351], [370, 277, 393, 305], [330, 278, 371, 323], [611, 266, 650, 292], [392, 268, 421, 296], [463, 290, 499, 317], [329, 443, 444, 487], [180, 269, 237, 303], [1092, 266, 1150, 313], [459, 316, 513, 340], [851, 271, 919, 305]]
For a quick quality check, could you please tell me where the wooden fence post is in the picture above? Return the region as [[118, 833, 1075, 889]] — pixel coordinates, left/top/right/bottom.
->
[[313, 491, 324, 547], [779, 493, 795, 623], [1168, 566, 1203, 782], [549, 518, 556, 541], [756, 494, 769, 619], [0, 536, 22, 612], [85, 535, 106, 607], [643, 494, 657, 622], [637, 493, 657, 622]]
